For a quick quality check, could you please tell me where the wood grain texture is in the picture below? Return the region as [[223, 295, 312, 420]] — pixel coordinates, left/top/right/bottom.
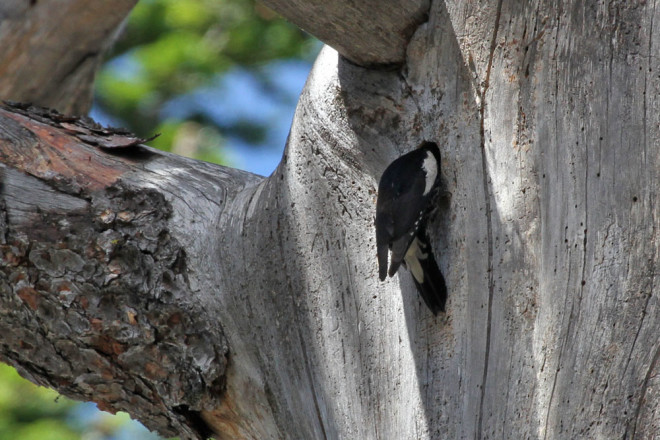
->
[[425, 1, 660, 438], [0, 0, 136, 114], [261, 0, 430, 66]]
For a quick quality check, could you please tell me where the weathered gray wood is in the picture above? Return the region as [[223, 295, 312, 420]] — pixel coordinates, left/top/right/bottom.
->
[[260, 0, 430, 66], [0, 0, 136, 114], [428, 1, 660, 438], [1, 1, 659, 439]]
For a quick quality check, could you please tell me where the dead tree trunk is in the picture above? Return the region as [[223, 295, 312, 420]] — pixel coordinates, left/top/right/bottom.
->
[[1, 1, 659, 439]]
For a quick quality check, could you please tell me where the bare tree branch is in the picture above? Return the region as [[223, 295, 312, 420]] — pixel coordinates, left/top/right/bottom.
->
[[0, 0, 136, 114], [261, 0, 430, 66], [0, 103, 262, 438]]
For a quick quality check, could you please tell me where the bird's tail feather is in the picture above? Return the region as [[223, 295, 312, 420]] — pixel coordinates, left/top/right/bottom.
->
[[411, 245, 447, 315], [377, 240, 390, 281]]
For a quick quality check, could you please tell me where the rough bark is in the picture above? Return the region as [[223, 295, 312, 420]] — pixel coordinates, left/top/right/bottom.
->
[[0, 103, 256, 438], [0, 0, 137, 114], [1, 1, 659, 440]]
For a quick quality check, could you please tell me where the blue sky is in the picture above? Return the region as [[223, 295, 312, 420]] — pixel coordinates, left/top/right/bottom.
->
[[162, 59, 312, 175], [92, 58, 314, 177]]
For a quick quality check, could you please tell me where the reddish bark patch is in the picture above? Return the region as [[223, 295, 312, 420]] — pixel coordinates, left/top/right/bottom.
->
[[167, 312, 182, 327], [90, 318, 104, 331], [19, 340, 34, 350], [202, 399, 245, 440], [97, 400, 118, 415], [17, 286, 39, 310], [0, 105, 157, 193], [93, 334, 126, 356], [145, 361, 168, 380]]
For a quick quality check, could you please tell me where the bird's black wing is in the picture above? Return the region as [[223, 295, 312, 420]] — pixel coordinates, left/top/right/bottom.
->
[[376, 148, 431, 279], [405, 228, 447, 315], [375, 143, 447, 315]]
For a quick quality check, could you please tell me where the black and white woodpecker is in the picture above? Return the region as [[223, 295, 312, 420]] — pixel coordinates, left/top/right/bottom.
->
[[375, 141, 447, 315]]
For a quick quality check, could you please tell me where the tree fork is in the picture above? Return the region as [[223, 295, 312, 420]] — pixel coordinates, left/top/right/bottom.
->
[[0, 48, 424, 439]]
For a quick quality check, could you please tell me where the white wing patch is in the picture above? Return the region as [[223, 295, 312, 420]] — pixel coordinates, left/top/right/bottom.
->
[[404, 237, 428, 283], [422, 151, 437, 195]]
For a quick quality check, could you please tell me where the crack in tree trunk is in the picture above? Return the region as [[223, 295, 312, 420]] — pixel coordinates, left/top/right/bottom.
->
[[476, 0, 504, 437]]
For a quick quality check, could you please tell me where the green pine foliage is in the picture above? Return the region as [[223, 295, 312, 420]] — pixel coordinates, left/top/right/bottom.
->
[[0, 363, 77, 439], [95, 0, 314, 161]]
